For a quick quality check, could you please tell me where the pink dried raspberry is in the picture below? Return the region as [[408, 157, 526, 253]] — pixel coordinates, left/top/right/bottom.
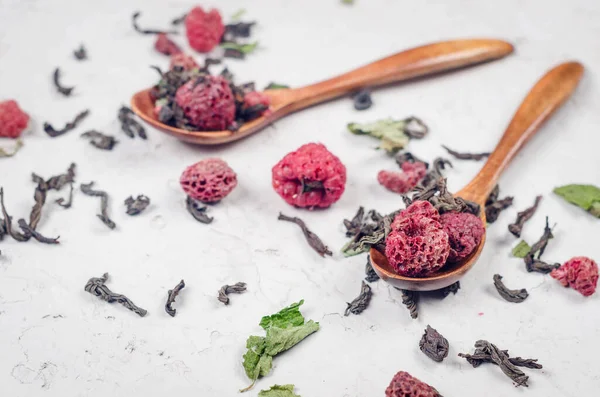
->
[[392, 200, 440, 230], [551, 256, 598, 297], [244, 92, 271, 109], [185, 7, 225, 53], [170, 53, 199, 71], [386, 371, 442, 397], [440, 212, 485, 263], [175, 75, 235, 131], [180, 158, 237, 203], [378, 161, 427, 194], [272, 143, 347, 209], [155, 33, 182, 56], [0, 100, 29, 138]]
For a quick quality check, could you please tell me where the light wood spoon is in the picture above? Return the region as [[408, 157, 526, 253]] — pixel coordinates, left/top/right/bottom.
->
[[370, 61, 584, 291], [131, 39, 513, 145]]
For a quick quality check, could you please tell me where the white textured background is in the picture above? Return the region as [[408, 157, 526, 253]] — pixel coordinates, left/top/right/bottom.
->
[[0, 0, 599, 396]]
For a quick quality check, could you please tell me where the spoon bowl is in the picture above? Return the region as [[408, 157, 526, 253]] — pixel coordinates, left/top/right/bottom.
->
[[131, 39, 514, 145], [370, 61, 584, 291]]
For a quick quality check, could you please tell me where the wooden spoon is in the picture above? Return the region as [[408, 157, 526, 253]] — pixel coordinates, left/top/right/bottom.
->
[[370, 61, 584, 291], [131, 39, 513, 145]]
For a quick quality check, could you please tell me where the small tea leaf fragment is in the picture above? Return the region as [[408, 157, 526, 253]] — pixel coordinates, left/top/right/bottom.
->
[[258, 384, 301, 397], [554, 184, 600, 218], [512, 240, 531, 258]]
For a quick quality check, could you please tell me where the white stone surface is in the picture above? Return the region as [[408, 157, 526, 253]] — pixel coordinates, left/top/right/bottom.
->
[[1, 0, 599, 396]]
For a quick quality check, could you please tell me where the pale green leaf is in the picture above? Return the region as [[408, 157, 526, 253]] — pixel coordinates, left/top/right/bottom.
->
[[242, 335, 267, 379], [0, 138, 24, 158], [259, 300, 305, 330], [554, 184, 600, 218], [220, 41, 259, 54], [264, 320, 320, 356], [347, 119, 410, 153], [511, 240, 531, 258], [259, 384, 301, 397], [231, 9, 246, 21]]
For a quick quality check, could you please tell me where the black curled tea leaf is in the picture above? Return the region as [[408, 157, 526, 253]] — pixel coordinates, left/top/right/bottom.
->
[[352, 89, 372, 111], [53, 67, 74, 96], [124, 195, 151, 215], [419, 325, 449, 362], [132, 11, 178, 35], [218, 282, 247, 305], [403, 117, 429, 139], [73, 45, 87, 60], [459, 340, 541, 387], [442, 145, 490, 161], [493, 274, 528, 303], [224, 22, 256, 39], [80, 182, 116, 229], [165, 279, 185, 317], [398, 288, 418, 319], [186, 196, 213, 224], [118, 106, 147, 139], [171, 13, 187, 25], [0, 188, 32, 242], [265, 82, 289, 90], [44, 110, 90, 138], [344, 281, 372, 316], [85, 273, 147, 317], [524, 217, 559, 274], [341, 207, 398, 256], [485, 185, 513, 223], [17, 219, 59, 244], [439, 281, 460, 298], [81, 130, 118, 150], [508, 195, 542, 238], [278, 213, 332, 257], [365, 256, 380, 283], [55, 183, 74, 208]]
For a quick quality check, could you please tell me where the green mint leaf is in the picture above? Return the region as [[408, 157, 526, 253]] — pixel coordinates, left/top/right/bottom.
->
[[512, 240, 531, 258], [259, 300, 306, 330], [220, 41, 259, 54], [347, 119, 410, 153], [265, 83, 290, 90], [342, 0, 355, 4], [259, 384, 301, 397], [264, 320, 320, 356], [340, 239, 368, 257], [231, 9, 246, 21], [242, 335, 267, 379], [554, 184, 600, 218]]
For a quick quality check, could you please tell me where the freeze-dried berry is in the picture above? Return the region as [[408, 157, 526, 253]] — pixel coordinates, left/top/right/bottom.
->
[[175, 75, 235, 131], [170, 53, 199, 71], [385, 371, 442, 397], [378, 161, 427, 194], [0, 100, 29, 138], [243, 91, 271, 109], [551, 256, 598, 297], [440, 211, 485, 263], [180, 158, 237, 203], [392, 200, 440, 231], [272, 143, 347, 209], [155, 33, 182, 56], [185, 7, 225, 53]]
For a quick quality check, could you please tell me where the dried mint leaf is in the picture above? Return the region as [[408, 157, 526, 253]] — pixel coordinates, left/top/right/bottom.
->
[[265, 82, 289, 90], [231, 9, 247, 21], [347, 119, 409, 153], [259, 300, 306, 330], [258, 384, 301, 397], [511, 240, 531, 258], [553, 184, 600, 218], [264, 320, 319, 356], [220, 41, 258, 54]]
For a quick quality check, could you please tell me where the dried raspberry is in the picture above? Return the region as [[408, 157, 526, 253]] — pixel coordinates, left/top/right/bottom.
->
[[175, 75, 235, 131], [440, 212, 485, 263], [180, 158, 237, 203], [378, 161, 427, 194], [386, 201, 449, 277], [244, 91, 271, 109], [272, 143, 347, 209], [169, 53, 199, 71], [551, 256, 598, 297], [185, 7, 225, 53], [386, 371, 442, 397], [0, 100, 29, 138], [155, 33, 182, 56]]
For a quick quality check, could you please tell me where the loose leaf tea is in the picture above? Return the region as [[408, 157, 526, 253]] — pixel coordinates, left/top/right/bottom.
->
[[344, 281, 372, 316], [419, 325, 449, 362], [508, 195, 543, 237], [218, 282, 247, 305], [73, 45, 87, 60], [485, 185, 513, 223], [224, 22, 256, 39], [17, 219, 59, 244], [341, 207, 399, 256], [512, 240, 531, 258], [80, 182, 116, 229], [186, 196, 213, 224], [258, 384, 300, 397], [242, 300, 319, 392], [118, 106, 147, 139], [81, 130, 118, 150], [265, 82, 289, 90], [442, 145, 490, 161], [493, 274, 529, 303], [84, 273, 147, 317], [171, 12, 187, 25], [365, 256, 380, 282], [124, 195, 150, 215], [524, 217, 559, 274], [400, 289, 418, 319], [132, 11, 178, 35], [278, 213, 332, 257], [347, 117, 428, 153], [554, 184, 600, 218], [459, 340, 541, 387], [55, 183, 74, 208], [220, 41, 259, 58], [44, 110, 90, 138], [352, 89, 372, 110], [52, 67, 74, 96], [0, 188, 33, 242], [0, 138, 24, 158], [440, 281, 460, 298], [165, 279, 185, 317]]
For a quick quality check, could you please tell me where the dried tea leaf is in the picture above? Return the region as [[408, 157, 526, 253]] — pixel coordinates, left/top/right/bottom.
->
[[186, 196, 213, 224], [44, 110, 90, 138], [508, 195, 543, 237], [165, 279, 185, 317], [400, 288, 418, 319], [260, 300, 306, 330], [352, 89, 372, 111], [554, 184, 600, 218], [493, 274, 529, 303], [217, 282, 247, 305], [124, 195, 150, 215], [0, 138, 24, 158], [84, 273, 147, 317], [265, 82, 289, 90], [132, 11, 178, 35], [278, 213, 331, 257], [419, 325, 449, 362], [220, 41, 259, 54], [442, 145, 490, 161], [81, 130, 117, 150], [53, 67, 74, 96], [365, 256, 380, 282], [80, 182, 116, 229], [344, 281, 372, 316], [347, 118, 410, 153], [73, 45, 87, 60], [512, 240, 531, 258], [258, 384, 301, 397]]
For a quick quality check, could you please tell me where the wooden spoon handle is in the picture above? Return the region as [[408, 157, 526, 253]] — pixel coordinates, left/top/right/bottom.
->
[[460, 61, 584, 203], [283, 39, 513, 110]]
